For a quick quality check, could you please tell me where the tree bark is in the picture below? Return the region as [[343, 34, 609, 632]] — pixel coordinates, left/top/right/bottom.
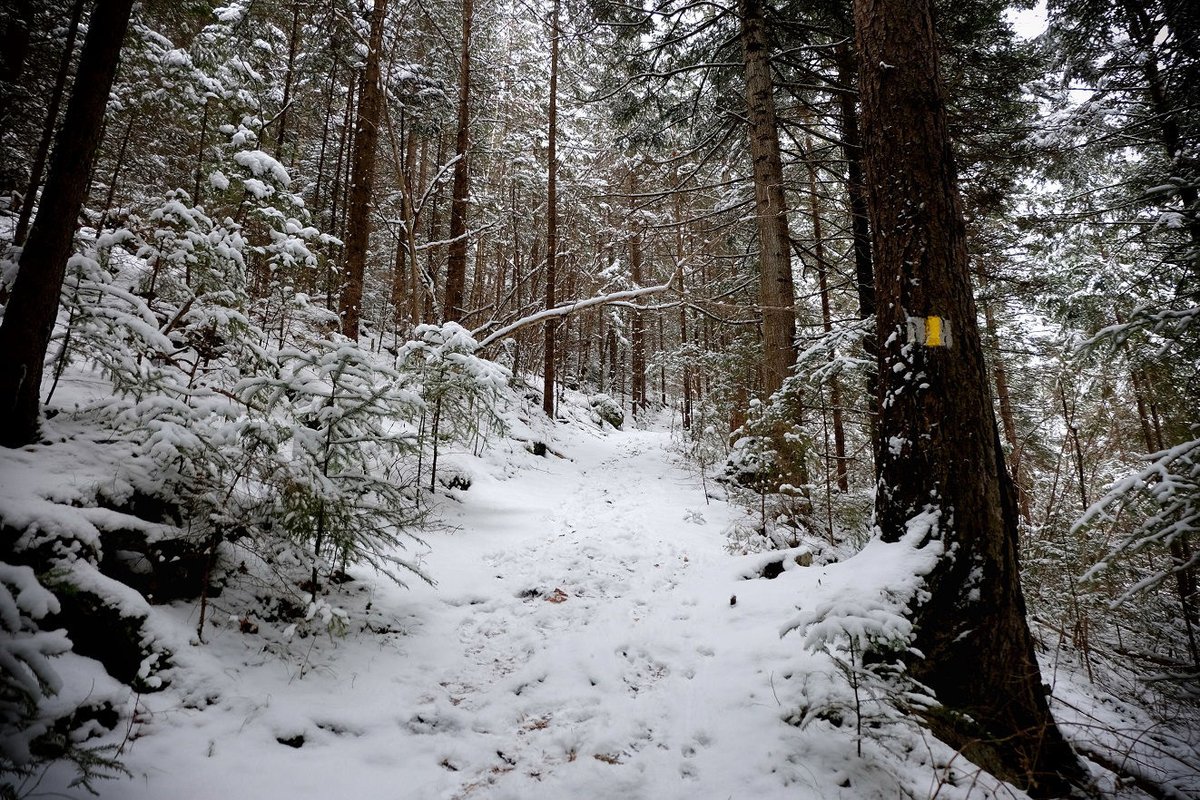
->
[[981, 272, 1031, 523], [13, 0, 85, 246], [854, 0, 1085, 792], [338, 0, 389, 340], [628, 173, 647, 414], [738, 0, 796, 399], [274, 0, 303, 163], [443, 0, 473, 321], [542, 0, 560, 418], [0, 0, 135, 448]]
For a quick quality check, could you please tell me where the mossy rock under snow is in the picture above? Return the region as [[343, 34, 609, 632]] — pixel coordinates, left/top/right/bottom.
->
[[588, 394, 624, 429], [43, 560, 170, 692]]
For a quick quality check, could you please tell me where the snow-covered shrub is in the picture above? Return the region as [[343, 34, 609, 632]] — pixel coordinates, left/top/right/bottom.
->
[[718, 390, 815, 548], [239, 339, 431, 592], [0, 563, 69, 768], [398, 323, 509, 488], [0, 564, 126, 794], [1077, 436, 1200, 666], [41, 185, 430, 625], [780, 509, 944, 743]]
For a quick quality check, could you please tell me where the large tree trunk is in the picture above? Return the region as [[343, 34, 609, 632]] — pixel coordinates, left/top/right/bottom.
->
[[443, 0, 473, 322], [338, 0, 389, 340], [854, 0, 1085, 793], [0, 0, 135, 449], [738, 0, 796, 399]]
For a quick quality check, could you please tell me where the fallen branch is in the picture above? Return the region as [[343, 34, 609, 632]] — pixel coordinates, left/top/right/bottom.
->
[[1075, 743, 1191, 800], [473, 268, 680, 349]]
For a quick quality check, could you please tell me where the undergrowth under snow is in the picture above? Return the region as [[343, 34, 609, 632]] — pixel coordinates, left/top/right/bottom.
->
[[7, 395, 1198, 799]]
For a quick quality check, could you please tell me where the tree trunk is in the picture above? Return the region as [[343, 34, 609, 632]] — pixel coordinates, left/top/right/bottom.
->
[[542, 0, 560, 418], [854, 0, 1085, 792], [0, 0, 136, 448], [338, 0, 388, 340], [274, 0, 303, 163], [805, 136, 849, 492], [980, 276, 1031, 523], [13, 0, 86, 246], [628, 174, 647, 414], [835, 41, 875, 322], [738, 0, 796, 399], [326, 76, 355, 307], [443, 0, 473, 321]]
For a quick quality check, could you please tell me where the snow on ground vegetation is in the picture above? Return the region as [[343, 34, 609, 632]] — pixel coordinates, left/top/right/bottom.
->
[[4, 391, 1199, 799]]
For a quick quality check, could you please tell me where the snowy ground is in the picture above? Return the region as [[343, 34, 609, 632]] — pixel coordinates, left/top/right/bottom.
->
[[22, 414, 1200, 799]]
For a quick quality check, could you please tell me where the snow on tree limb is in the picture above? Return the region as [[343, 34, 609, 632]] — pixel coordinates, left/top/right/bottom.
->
[[473, 268, 680, 349]]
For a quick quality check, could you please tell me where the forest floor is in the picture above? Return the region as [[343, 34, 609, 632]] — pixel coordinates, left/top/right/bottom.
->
[[26, 408, 1200, 799]]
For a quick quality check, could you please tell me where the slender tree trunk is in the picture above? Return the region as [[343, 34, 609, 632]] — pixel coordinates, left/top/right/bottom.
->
[[192, 101, 210, 207], [672, 167, 692, 428], [312, 47, 340, 219], [13, 0, 85, 246], [805, 137, 848, 492], [0, 0, 136, 448], [980, 275, 1031, 523], [542, 0, 560, 418], [738, 0, 796, 399], [835, 41, 875, 321], [836, 40, 879, 460], [628, 174, 647, 413], [854, 0, 1085, 792], [274, 0, 303, 163], [444, 0, 473, 321], [1058, 382, 1088, 509], [1129, 367, 1199, 654], [97, 115, 133, 234], [402, 120, 424, 325], [338, 0, 389, 340], [326, 77, 355, 307]]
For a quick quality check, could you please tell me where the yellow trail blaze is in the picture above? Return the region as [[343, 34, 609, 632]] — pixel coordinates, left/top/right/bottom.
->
[[925, 315, 943, 347]]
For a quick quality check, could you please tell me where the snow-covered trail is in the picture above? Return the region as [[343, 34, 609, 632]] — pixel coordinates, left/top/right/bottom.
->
[[415, 426, 768, 798], [36, 415, 1199, 800], [76, 422, 836, 800]]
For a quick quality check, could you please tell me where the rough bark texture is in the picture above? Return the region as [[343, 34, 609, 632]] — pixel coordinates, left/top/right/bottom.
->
[[443, 0, 473, 322], [854, 0, 1085, 793], [0, 0, 135, 448], [738, 0, 796, 399], [338, 0, 388, 340]]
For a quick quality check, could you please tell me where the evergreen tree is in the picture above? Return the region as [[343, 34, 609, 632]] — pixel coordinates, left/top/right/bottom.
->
[[854, 0, 1085, 791]]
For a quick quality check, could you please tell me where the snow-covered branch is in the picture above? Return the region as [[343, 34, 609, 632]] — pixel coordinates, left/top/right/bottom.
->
[[473, 269, 680, 349]]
